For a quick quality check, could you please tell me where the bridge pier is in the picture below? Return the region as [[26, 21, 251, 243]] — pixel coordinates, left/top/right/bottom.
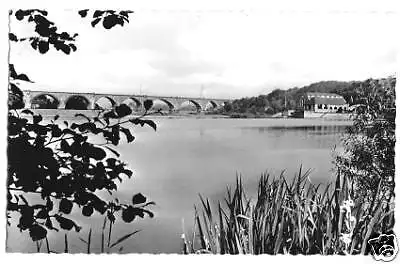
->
[[23, 91, 32, 109], [58, 101, 66, 109]]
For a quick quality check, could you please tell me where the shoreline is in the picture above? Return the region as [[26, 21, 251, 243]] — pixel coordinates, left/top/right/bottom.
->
[[17, 109, 353, 121]]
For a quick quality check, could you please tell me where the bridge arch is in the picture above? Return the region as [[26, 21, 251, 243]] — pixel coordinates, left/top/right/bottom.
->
[[179, 100, 201, 112], [151, 99, 175, 111], [204, 100, 218, 111], [65, 95, 90, 110], [95, 96, 116, 110], [122, 97, 142, 111], [31, 93, 60, 109]]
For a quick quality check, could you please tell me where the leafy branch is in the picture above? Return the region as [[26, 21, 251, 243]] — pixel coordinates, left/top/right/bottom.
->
[[7, 9, 156, 252]]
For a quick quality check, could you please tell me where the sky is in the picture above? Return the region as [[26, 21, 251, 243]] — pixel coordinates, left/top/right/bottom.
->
[[10, 6, 398, 99]]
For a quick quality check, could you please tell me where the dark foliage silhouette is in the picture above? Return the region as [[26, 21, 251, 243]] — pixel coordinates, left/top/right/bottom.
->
[[7, 9, 155, 251], [8, 107, 156, 242], [78, 9, 134, 29]]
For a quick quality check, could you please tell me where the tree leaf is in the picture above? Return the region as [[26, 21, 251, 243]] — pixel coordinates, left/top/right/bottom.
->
[[120, 10, 134, 17], [9, 33, 18, 41], [69, 43, 77, 52], [9, 64, 18, 79], [78, 9, 89, 18], [133, 208, 145, 218], [59, 43, 71, 54], [60, 139, 70, 152], [75, 113, 91, 122], [90, 146, 107, 160], [38, 40, 49, 54], [120, 127, 135, 143], [142, 209, 154, 218], [102, 14, 119, 29], [36, 209, 48, 219], [29, 224, 47, 241], [30, 38, 38, 50], [15, 10, 26, 20], [122, 206, 135, 223], [46, 197, 53, 211], [92, 197, 107, 215], [82, 204, 94, 217], [123, 169, 133, 178], [115, 104, 132, 118], [16, 73, 33, 82], [59, 198, 73, 214], [143, 119, 157, 131], [143, 99, 153, 111], [143, 201, 156, 207], [91, 17, 101, 27], [55, 215, 76, 231], [33, 115, 43, 124], [93, 10, 105, 18], [103, 110, 118, 119], [132, 193, 146, 205], [35, 10, 48, 16]]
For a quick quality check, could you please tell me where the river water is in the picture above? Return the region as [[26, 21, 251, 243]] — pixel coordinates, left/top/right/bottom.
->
[[6, 117, 351, 253]]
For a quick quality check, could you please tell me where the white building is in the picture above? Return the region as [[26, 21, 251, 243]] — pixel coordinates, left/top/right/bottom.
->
[[301, 92, 349, 113]]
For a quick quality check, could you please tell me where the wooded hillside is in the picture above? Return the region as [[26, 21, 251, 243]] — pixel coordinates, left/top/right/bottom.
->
[[222, 78, 394, 115]]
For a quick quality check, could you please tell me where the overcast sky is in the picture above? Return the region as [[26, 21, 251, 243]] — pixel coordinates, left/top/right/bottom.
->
[[10, 7, 397, 99]]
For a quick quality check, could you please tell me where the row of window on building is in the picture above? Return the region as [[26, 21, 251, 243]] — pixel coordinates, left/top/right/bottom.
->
[[316, 104, 347, 111]]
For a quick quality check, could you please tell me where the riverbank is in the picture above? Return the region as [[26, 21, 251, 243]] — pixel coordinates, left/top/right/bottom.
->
[[18, 109, 352, 121]]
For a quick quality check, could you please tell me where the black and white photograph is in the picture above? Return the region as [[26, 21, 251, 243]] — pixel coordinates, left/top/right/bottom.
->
[[4, 0, 398, 259]]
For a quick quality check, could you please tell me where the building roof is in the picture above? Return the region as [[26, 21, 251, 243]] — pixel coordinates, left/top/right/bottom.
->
[[305, 92, 343, 98], [304, 92, 347, 105]]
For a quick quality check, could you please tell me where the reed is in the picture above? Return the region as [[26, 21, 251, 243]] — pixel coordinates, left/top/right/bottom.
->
[[184, 167, 395, 255]]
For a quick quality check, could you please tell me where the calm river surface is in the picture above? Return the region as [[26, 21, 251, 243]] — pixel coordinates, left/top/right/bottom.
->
[[7, 117, 352, 253]]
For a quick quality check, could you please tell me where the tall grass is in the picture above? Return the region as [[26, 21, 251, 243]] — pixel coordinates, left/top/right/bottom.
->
[[184, 167, 395, 255]]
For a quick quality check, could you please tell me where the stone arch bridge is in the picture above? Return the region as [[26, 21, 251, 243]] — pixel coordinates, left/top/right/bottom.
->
[[22, 90, 231, 112]]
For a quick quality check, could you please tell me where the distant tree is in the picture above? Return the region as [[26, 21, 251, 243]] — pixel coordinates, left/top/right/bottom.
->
[[223, 101, 233, 112], [264, 107, 274, 115], [249, 105, 257, 115], [7, 9, 155, 251]]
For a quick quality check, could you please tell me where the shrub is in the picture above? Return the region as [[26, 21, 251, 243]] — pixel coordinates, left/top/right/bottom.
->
[[335, 77, 395, 206]]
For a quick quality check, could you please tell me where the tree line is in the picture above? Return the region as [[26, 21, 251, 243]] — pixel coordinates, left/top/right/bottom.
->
[[220, 79, 394, 115]]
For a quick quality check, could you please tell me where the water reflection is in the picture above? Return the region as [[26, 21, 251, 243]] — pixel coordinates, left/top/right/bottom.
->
[[244, 125, 349, 135]]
